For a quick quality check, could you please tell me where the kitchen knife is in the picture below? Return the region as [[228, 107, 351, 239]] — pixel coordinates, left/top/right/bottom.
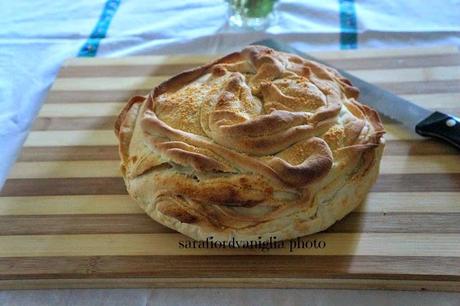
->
[[254, 39, 460, 149]]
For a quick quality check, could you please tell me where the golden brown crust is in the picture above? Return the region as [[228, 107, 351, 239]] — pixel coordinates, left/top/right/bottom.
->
[[115, 46, 385, 242]]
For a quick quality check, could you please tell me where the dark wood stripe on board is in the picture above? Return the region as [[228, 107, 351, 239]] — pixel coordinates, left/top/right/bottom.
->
[[326, 212, 460, 234], [16, 139, 460, 163], [31, 117, 117, 131], [385, 138, 459, 156], [0, 214, 172, 235], [372, 174, 460, 192], [0, 255, 459, 280], [59, 64, 199, 78], [18, 146, 119, 161], [1, 213, 460, 236], [1, 174, 460, 197], [383, 140, 460, 156], [0, 178, 127, 196]]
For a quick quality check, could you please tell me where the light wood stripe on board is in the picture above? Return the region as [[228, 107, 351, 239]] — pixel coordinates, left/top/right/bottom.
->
[[402, 93, 460, 109], [357, 192, 460, 213], [352, 66, 460, 83], [297, 46, 460, 59], [65, 55, 222, 66], [326, 53, 460, 70], [1, 212, 460, 235], [1, 192, 459, 216], [383, 123, 424, 140], [9, 161, 122, 178], [51, 77, 167, 91], [21, 124, 422, 147], [24, 130, 117, 147], [382, 140, 460, 155], [7, 155, 460, 179], [58, 54, 460, 78], [0, 195, 141, 215], [50, 66, 460, 91], [0, 233, 458, 257], [38, 103, 124, 117], [382, 80, 460, 95]]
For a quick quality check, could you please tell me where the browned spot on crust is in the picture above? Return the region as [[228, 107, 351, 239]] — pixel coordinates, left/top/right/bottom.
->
[[157, 201, 198, 224]]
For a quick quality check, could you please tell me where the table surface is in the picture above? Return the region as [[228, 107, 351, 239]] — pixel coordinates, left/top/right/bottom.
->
[[1, 1, 460, 305]]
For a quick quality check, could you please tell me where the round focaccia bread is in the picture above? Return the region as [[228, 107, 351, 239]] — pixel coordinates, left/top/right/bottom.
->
[[114, 46, 385, 242]]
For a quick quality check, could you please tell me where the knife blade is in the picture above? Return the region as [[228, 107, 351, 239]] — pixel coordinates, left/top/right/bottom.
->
[[253, 39, 460, 149]]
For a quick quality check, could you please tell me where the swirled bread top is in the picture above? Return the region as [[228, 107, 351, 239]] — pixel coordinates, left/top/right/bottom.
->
[[115, 46, 385, 228]]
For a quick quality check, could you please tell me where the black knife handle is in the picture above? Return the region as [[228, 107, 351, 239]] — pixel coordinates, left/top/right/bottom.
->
[[415, 111, 460, 149]]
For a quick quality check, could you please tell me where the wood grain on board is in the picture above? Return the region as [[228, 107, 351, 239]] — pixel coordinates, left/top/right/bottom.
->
[[1, 45, 460, 290]]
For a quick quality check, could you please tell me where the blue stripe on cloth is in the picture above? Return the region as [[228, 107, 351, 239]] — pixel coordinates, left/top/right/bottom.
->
[[338, 0, 357, 49], [78, 0, 121, 57]]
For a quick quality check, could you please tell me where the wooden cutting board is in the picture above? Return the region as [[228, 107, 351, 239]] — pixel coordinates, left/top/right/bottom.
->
[[1, 46, 460, 291]]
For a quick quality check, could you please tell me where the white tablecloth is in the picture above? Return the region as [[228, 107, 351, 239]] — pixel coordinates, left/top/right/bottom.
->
[[1, 0, 460, 304]]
